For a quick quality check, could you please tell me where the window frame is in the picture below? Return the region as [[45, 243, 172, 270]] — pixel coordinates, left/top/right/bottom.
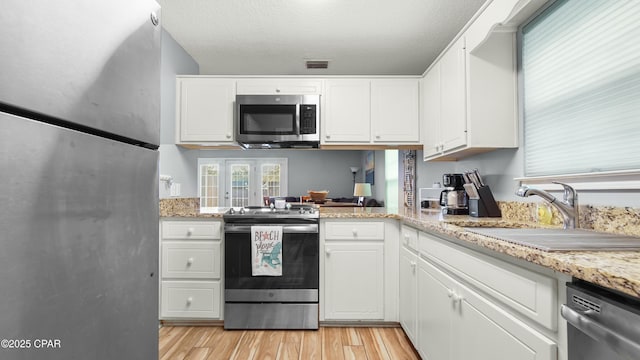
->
[[198, 158, 288, 210], [516, 0, 640, 190]]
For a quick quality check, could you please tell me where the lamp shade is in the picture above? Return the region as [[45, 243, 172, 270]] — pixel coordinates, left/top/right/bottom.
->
[[353, 183, 372, 197]]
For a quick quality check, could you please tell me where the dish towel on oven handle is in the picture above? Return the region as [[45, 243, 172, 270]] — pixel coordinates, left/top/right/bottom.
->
[[251, 225, 283, 276]]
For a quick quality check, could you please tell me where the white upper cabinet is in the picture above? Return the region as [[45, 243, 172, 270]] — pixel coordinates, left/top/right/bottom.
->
[[371, 79, 420, 143], [323, 78, 420, 145], [422, 0, 523, 161], [175, 77, 236, 145], [439, 37, 468, 153], [323, 79, 371, 143], [422, 37, 467, 159], [236, 78, 322, 95]]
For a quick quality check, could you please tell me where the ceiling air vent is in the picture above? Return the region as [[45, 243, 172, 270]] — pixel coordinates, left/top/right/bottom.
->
[[306, 60, 329, 69]]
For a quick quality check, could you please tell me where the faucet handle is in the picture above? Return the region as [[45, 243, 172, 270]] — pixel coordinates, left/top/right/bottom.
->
[[552, 181, 577, 205]]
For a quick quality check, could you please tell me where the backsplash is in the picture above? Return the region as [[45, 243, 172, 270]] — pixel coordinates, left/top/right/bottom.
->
[[160, 198, 640, 237], [499, 201, 640, 237], [159, 197, 200, 217]]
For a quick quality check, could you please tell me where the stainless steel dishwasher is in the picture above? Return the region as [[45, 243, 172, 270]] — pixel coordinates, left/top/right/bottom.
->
[[562, 280, 640, 360]]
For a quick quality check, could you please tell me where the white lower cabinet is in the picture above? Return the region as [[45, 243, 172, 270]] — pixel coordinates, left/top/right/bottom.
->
[[399, 245, 418, 343], [160, 220, 223, 320], [321, 219, 399, 322], [398, 226, 559, 360], [417, 257, 556, 360], [324, 242, 384, 320], [161, 281, 221, 318]]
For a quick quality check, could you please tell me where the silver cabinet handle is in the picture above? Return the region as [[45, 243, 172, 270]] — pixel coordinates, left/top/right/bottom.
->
[[561, 305, 640, 359]]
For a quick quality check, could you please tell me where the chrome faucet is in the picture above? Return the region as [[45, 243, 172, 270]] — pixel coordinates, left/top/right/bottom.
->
[[515, 181, 579, 229]]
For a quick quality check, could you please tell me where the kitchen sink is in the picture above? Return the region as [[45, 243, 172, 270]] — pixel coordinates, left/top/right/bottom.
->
[[463, 227, 640, 251]]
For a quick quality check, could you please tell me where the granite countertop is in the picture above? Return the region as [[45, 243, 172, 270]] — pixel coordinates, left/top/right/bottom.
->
[[322, 206, 640, 299], [159, 198, 640, 298]]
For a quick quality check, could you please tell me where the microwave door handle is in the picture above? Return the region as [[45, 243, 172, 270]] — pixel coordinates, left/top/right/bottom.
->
[[295, 103, 301, 135]]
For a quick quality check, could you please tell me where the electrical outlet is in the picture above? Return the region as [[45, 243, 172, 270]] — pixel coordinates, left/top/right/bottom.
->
[[170, 183, 181, 197]]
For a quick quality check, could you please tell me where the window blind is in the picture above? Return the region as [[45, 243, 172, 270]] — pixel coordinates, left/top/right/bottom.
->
[[521, 0, 640, 177]]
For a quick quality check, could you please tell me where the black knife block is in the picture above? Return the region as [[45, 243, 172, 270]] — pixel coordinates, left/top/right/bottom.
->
[[469, 185, 501, 217]]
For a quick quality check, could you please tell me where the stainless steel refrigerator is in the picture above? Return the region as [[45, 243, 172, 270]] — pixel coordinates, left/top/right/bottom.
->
[[0, 1, 161, 359]]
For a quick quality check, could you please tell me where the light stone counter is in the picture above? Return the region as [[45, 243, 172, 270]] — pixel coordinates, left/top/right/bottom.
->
[[321, 206, 640, 299], [159, 198, 640, 298]]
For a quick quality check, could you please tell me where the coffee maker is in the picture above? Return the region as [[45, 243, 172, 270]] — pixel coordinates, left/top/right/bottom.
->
[[439, 173, 469, 215]]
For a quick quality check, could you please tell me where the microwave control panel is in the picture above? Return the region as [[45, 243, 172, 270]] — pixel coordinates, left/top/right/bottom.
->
[[300, 105, 317, 134]]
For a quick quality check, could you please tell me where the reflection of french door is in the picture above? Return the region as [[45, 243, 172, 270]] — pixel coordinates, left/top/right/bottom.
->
[[198, 158, 287, 210]]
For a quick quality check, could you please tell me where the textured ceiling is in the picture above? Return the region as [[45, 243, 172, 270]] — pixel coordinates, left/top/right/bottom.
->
[[158, 0, 486, 75]]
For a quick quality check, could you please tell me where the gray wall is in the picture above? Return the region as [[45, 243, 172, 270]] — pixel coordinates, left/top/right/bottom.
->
[[160, 147, 364, 199], [416, 141, 640, 208], [159, 29, 199, 198]]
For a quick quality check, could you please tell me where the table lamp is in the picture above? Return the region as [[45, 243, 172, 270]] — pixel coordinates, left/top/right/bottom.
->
[[353, 183, 372, 207]]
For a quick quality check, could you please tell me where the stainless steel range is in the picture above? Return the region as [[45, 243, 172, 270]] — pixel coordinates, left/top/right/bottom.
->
[[223, 205, 319, 329]]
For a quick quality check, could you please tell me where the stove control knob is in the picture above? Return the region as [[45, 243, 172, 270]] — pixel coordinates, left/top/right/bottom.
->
[[309, 208, 316, 214], [286, 203, 292, 210], [228, 208, 236, 214], [239, 208, 245, 215], [299, 209, 306, 214]]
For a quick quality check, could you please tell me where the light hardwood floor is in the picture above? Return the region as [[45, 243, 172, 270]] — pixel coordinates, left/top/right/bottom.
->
[[159, 326, 420, 360]]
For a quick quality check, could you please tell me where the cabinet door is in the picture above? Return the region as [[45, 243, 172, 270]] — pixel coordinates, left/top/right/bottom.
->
[[399, 247, 418, 343], [439, 37, 467, 152], [417, 257, 454, 360], [236, 79, 322, 95], [161, 281, 221, 319], [323, 79, 371, 143], [177, 78, 235, 143], [324, 242, 384, 320], [456, 285, 557, 360], [371, 79, 420, 143], [422, 68, 442, 158]]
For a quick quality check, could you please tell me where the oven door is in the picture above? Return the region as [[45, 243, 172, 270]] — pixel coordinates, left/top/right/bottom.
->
[[224, 223, 319, 302]]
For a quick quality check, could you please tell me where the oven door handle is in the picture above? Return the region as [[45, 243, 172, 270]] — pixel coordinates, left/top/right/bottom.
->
[[224, 224, 318, 234], [561, 304, 640, 359]]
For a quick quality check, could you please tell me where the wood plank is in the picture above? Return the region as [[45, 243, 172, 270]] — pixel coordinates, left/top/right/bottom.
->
[[322, 327, 345, 360], [343, 345, 368, 360], [340, 328, 363, 346], [254, 331, 285, 360], [276, 331, 303, 360], [378, 328, 420, 360], [203, 329, 245, 360], [193, 327, 222, 348], [229, 330, 264, 360], [161, 327, 201, 360], [184, 347, 210, 360], [300, 330, 322, 360], [159, 327, 189, 359], [160, 326, 419, 360], [357, 328, 391, 360]]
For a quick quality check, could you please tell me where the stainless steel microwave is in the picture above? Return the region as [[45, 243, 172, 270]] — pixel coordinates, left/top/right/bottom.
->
[[235, 94, 320, 149]]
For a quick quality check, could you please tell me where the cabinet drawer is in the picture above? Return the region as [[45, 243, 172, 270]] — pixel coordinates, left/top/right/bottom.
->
[[161, 221, 221, 240], [401, 225, 419, 251], [324, 221, 385, 240], [162, 241, 220, 279], [236, 79, 323, 95], [419, 232, 557, 330], [161, 281, 220, 319]]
